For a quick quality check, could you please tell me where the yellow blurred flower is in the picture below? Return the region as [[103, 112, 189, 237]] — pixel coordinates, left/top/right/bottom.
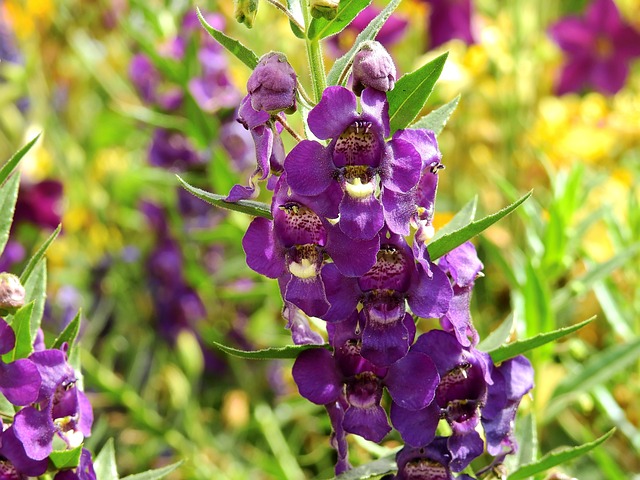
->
[[3, 0, 53, 38]]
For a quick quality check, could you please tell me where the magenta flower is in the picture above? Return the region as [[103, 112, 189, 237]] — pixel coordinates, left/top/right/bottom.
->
[[14, 180, 63, 230], [548, 0, 640, 95], [423, 0, 476, 49]]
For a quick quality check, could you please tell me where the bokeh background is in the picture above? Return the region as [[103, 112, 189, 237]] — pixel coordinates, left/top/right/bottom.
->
[[1, 0, 639, 478]]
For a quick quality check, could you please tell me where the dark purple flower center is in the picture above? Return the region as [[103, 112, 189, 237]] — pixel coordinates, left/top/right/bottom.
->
[[359, 244, 411, 291], [436, 361, 483, 424], [0, 460, 25, 480], [346, 372, 382, 408], [276, 202, 327, 246], [286, 244, 324, 279], [334, 121, 377, 166], [403, 458, 448, 480], [363, 290, 406, 325]]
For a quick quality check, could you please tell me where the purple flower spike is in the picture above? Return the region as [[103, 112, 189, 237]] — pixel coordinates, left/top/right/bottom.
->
[[247, 52, 297, 114], [548, 0, 640, 95]]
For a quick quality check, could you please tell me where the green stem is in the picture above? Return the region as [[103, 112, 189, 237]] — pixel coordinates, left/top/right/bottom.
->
[[302, 1, 326, 102]]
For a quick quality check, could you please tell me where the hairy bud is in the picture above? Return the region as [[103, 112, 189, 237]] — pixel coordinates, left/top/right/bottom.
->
[[352, 41, 397, 96], [247, 52, 298, 114], [0, 273, 26, 314]]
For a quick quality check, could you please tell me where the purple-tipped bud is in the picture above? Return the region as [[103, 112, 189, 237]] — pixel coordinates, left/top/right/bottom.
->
[[234, 0, 259, 29], [352, 41, 396, 96], [247, 52, 297, 114], [0, 273, 25, 314], [311, 0, 339, 20]]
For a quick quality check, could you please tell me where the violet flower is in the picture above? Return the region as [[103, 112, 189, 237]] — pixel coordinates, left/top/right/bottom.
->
[[189, 44, 241, 112], [321, 229, 451, 366], [548, 0, 640, 95], [148, 129, 203, 171], [284, 86, 423, 241], [423, 0, 476, 48], [392, 438, 476, 480], [292, 313, 439, 443], [0, 318, 41, 406], [247, 52, 297, 114], [391, 330, 493, 471], [14, 180, 63, 230]]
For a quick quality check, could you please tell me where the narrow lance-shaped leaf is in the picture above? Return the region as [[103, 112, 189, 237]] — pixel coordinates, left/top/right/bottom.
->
[[94, 438, 119, 480], [0, 171, 20, 255], [286, 0, 306, 38], [0, 133, 40, 187], [51, 310, 81, 351], [431, 195, 477, 243], [3, 302, 34, 361], [508, 429, 615, 480], [487, 317, 594, 364], [308, 0, 372, 40], [411, 94, 461, 135], [477, 313, 515, 353], [120, 462, 183, 480], [326, 0, 401, 86], [177, 175, 272, 219], [20, 223, 61, 284], [196, 7, 259, 69], [213, 341, 329, 360], [387, 52, 449, 134], [49, 446, 83, 470], [427, 191, 532, 260], [23, 260, 46, 345]]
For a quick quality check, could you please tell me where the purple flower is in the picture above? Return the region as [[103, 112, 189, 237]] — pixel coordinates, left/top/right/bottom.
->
[[282, 303, 325, 345], [189, 44, 241, 112], [292, 313, 439, 442], [391, 330, 492, 471], [148, 129, 202, 171], [437, 242, 484, 347], [392, 438, 476, 480], [0, 318, 41, 406], [285, 86, 422, 241], [321, 229, 451, 366], [53, 449, 97, 480], [220, 116, 255, 172], [483, 355, 534, 458], [242, 177, 379, 317], [129, 54, 183, 110], [548, 0, 640, 95], [423, 0, 476, 49], [247, 52, 297, 114], [352, 41, 397, 96], [226, 95, 285, 201], [14, 180, 63, 230], [0, 240, 26, 272]]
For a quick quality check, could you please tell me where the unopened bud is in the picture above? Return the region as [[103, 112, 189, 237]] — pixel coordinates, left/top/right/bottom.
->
[[247, 52, 297, 114], [234, 0, 259, 29], [311, 0, 339, 20], [352, 41, 396, 96], [0, 273, 26, 314]]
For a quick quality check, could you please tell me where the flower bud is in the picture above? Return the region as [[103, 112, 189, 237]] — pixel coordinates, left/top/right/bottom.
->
[[234, 0, 259, 29], [0, 273, 26, 314], [310, 0, 339, 20], [351, 41, 396, 96], [247, 52, 297, 114]]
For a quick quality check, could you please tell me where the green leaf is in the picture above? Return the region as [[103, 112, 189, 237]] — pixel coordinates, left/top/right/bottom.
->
[[213, 341, 329, 360], [488, 317, 594, 364], [334, 453, 396, 479], [0, 133, 40, 187], [3, 302, 34, 361], [431, 195, 477, 243], [410, 94, 460, 135], [196, 7, 259, 70], [387, 52, 448, 134], [0, 171, 20, 255], [120, 462, 183, 480], [177, 175, 272, 219], [508, 429, 615, 480], [51, 310, 81, 351], [0, 393, 15, 417], [427, 191, 532, 260], [23, 260, 46, 346], [94, 438, 119, 480], [326, 0, 401, 86], [286, 0, 305, 38], [308, 0, 371, 40], [49, 445, 83, 470], [20, 223, 61, 284], [477, 313, 514, 352]]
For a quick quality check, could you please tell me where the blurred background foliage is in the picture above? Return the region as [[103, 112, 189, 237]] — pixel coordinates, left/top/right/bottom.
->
[[1, 0, 639, 478]]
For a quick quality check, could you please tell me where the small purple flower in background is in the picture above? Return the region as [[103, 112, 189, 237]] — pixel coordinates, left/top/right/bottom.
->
[[548, 0, 640, 95], [189, 44, 241, 112], [422, 0, 476, 49], [220, 116, 255, 172], [14, 180, 63, 230], [148, 129, 203, 171], [0, 240, 25, 273]]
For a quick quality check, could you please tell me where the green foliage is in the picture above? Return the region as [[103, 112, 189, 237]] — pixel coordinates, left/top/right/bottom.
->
[[0, 133, 40, 186], [508, 429, 615, 480], [49, 446, 83, 470], [22, 260, 46, 345], [427, 191, 532, 260], [333, 454, 396, 479], [0, 170, 20, 255], [308, 0, 372, 40], [51, 309, 81, 351], [213, 341, 329, 360], [387, 53, 449, 134], [2, 301, 34, 361], [411, 95, 461, 135], [19, 223, 61, 284]]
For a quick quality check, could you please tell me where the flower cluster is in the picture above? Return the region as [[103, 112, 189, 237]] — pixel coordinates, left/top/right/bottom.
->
[[0, 316, 95, 479], [233, 40, 534, 477]]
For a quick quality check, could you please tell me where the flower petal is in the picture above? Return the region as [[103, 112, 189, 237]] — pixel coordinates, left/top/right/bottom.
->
[[284, 140, 334, 196], [308, 86, 358, 139], [292, 348, 342, 404], [242, 217, 285, 279]]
